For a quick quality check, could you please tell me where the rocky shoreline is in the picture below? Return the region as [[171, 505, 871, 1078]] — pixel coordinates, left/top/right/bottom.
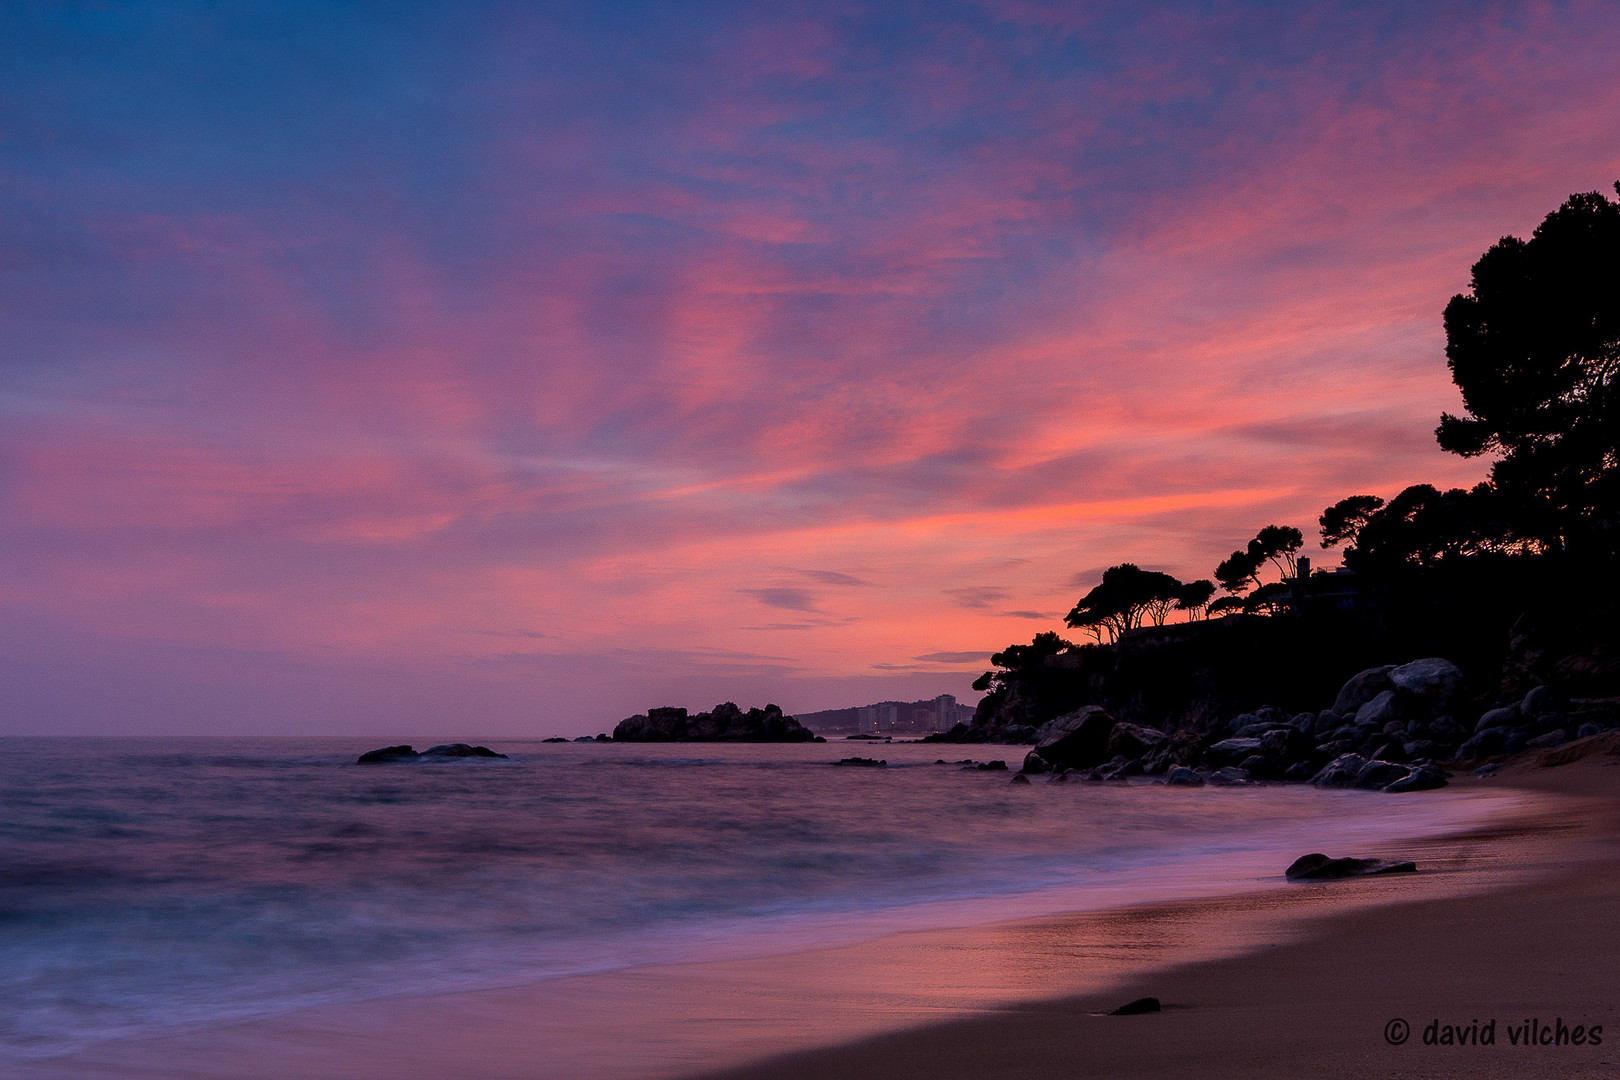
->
[[940, 657, 1620, 793]]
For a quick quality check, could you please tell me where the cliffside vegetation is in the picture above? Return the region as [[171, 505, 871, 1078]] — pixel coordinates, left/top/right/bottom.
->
[[957, 183, 1620, 744]]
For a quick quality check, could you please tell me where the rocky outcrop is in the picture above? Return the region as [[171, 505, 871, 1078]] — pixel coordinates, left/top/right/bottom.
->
[[611, 703, 816, 742]]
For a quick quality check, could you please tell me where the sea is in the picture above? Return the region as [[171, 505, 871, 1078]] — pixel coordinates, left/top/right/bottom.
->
[[0, 736, 1519, 1065]]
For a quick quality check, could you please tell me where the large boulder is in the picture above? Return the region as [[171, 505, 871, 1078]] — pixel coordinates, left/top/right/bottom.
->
[[1475, 705, 1520, 732], [1206, 737, 1265, 767], [1333, 666, 1395, 716], [1106, 722, 1167, 760], [1354, 759, 1410, 790], [1354, 691, 1403, 727], [1310, 753, 1368, 788], [1032, 706, 1117, 769], [1388, 658, 1466, 705]]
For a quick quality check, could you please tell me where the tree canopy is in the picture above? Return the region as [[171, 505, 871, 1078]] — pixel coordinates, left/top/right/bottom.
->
[[1437, 182, 1620, 553], [1064, 563, 1184, 642], [1319, 495, 1385, 549]]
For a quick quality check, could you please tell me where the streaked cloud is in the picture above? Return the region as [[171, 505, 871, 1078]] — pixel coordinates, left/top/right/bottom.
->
[[2, 1, 1617, 732]]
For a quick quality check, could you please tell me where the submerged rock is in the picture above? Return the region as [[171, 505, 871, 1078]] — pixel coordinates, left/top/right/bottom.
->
[[1285, 853, 1417, 881], [832, 757, 887, 767], [356, 743, 507, 764]]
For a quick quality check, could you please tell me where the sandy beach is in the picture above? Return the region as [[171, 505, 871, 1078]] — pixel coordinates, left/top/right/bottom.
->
[[10, 734, 1617, 1080], [707, 735, 1620, 1080]]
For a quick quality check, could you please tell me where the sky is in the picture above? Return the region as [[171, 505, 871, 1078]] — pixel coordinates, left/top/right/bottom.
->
[[3, 1, 1618, 736]]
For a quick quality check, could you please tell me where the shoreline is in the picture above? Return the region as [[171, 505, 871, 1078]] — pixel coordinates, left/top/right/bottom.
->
[[12, 748, 1612, 1080], [698, 741, 1620, 1080]]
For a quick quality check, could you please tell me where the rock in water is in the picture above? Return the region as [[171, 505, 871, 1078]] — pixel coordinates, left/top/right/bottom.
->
[[1109, 997, 1162, 1015], [1284, 853, 1417, 881], [420, 743, 508, 759], [831, 757, 887, 767], [356, 745, 419, 764], [1165, 766, 1205, 787], [612, 703, 816, 742], [1031, 706, 1117, 769]]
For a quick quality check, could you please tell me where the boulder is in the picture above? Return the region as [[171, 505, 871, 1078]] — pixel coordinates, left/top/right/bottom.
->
[[1206, 737, 1265, 767], [1032, 706, 1117, 769], [1310, 753, 1368, 788], [1284, 853, 1417, 881], [1455, 730, 1505, 761], [1354, 759, 1410, 790], [832, 757, 887, 767], [1283, 759, 1318, 782], [1475, 705, 1520, 732], [977, 760, 1009, 771], [1231, 721, 1289, 739], [356, 745, 418, 764], [1010, 773, 1031, 785], [1020, 751, 1050, 774], [1238, 754, 1278, 779], [1383, 764, 1448, 793], [1210, 766, 1251, 785], [1388, 658, 1465, 703], [1355, 691, 1403, 727], [541, 737, 569, 743], [1106, 722, 1167, 760], [1369, 741, 1407, 764], [1333, 666, 1395, 716], [1109, 997, 1162, 1015], [1166, 766, 1205, 787], [1521, 684, 1558, 719], [1526, 729, 1568, 750], [1259, 726, 1308, 759]]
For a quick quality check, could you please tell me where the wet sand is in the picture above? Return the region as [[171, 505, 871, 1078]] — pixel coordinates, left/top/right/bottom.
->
[[705, 735, 1620, 1080], [14, 739, 1618, 1080]]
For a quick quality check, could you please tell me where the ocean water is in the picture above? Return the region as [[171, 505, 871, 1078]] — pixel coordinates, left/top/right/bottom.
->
[[0, 736, 1516, 1062]]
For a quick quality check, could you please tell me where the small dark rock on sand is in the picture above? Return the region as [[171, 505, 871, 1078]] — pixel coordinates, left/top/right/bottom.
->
[[1109, 997, 1162, 1015], [1284, 853, 1417, 881]]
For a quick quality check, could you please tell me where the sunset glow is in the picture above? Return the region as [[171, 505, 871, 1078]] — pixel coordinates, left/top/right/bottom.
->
[[4, 1, 1619, 733]]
